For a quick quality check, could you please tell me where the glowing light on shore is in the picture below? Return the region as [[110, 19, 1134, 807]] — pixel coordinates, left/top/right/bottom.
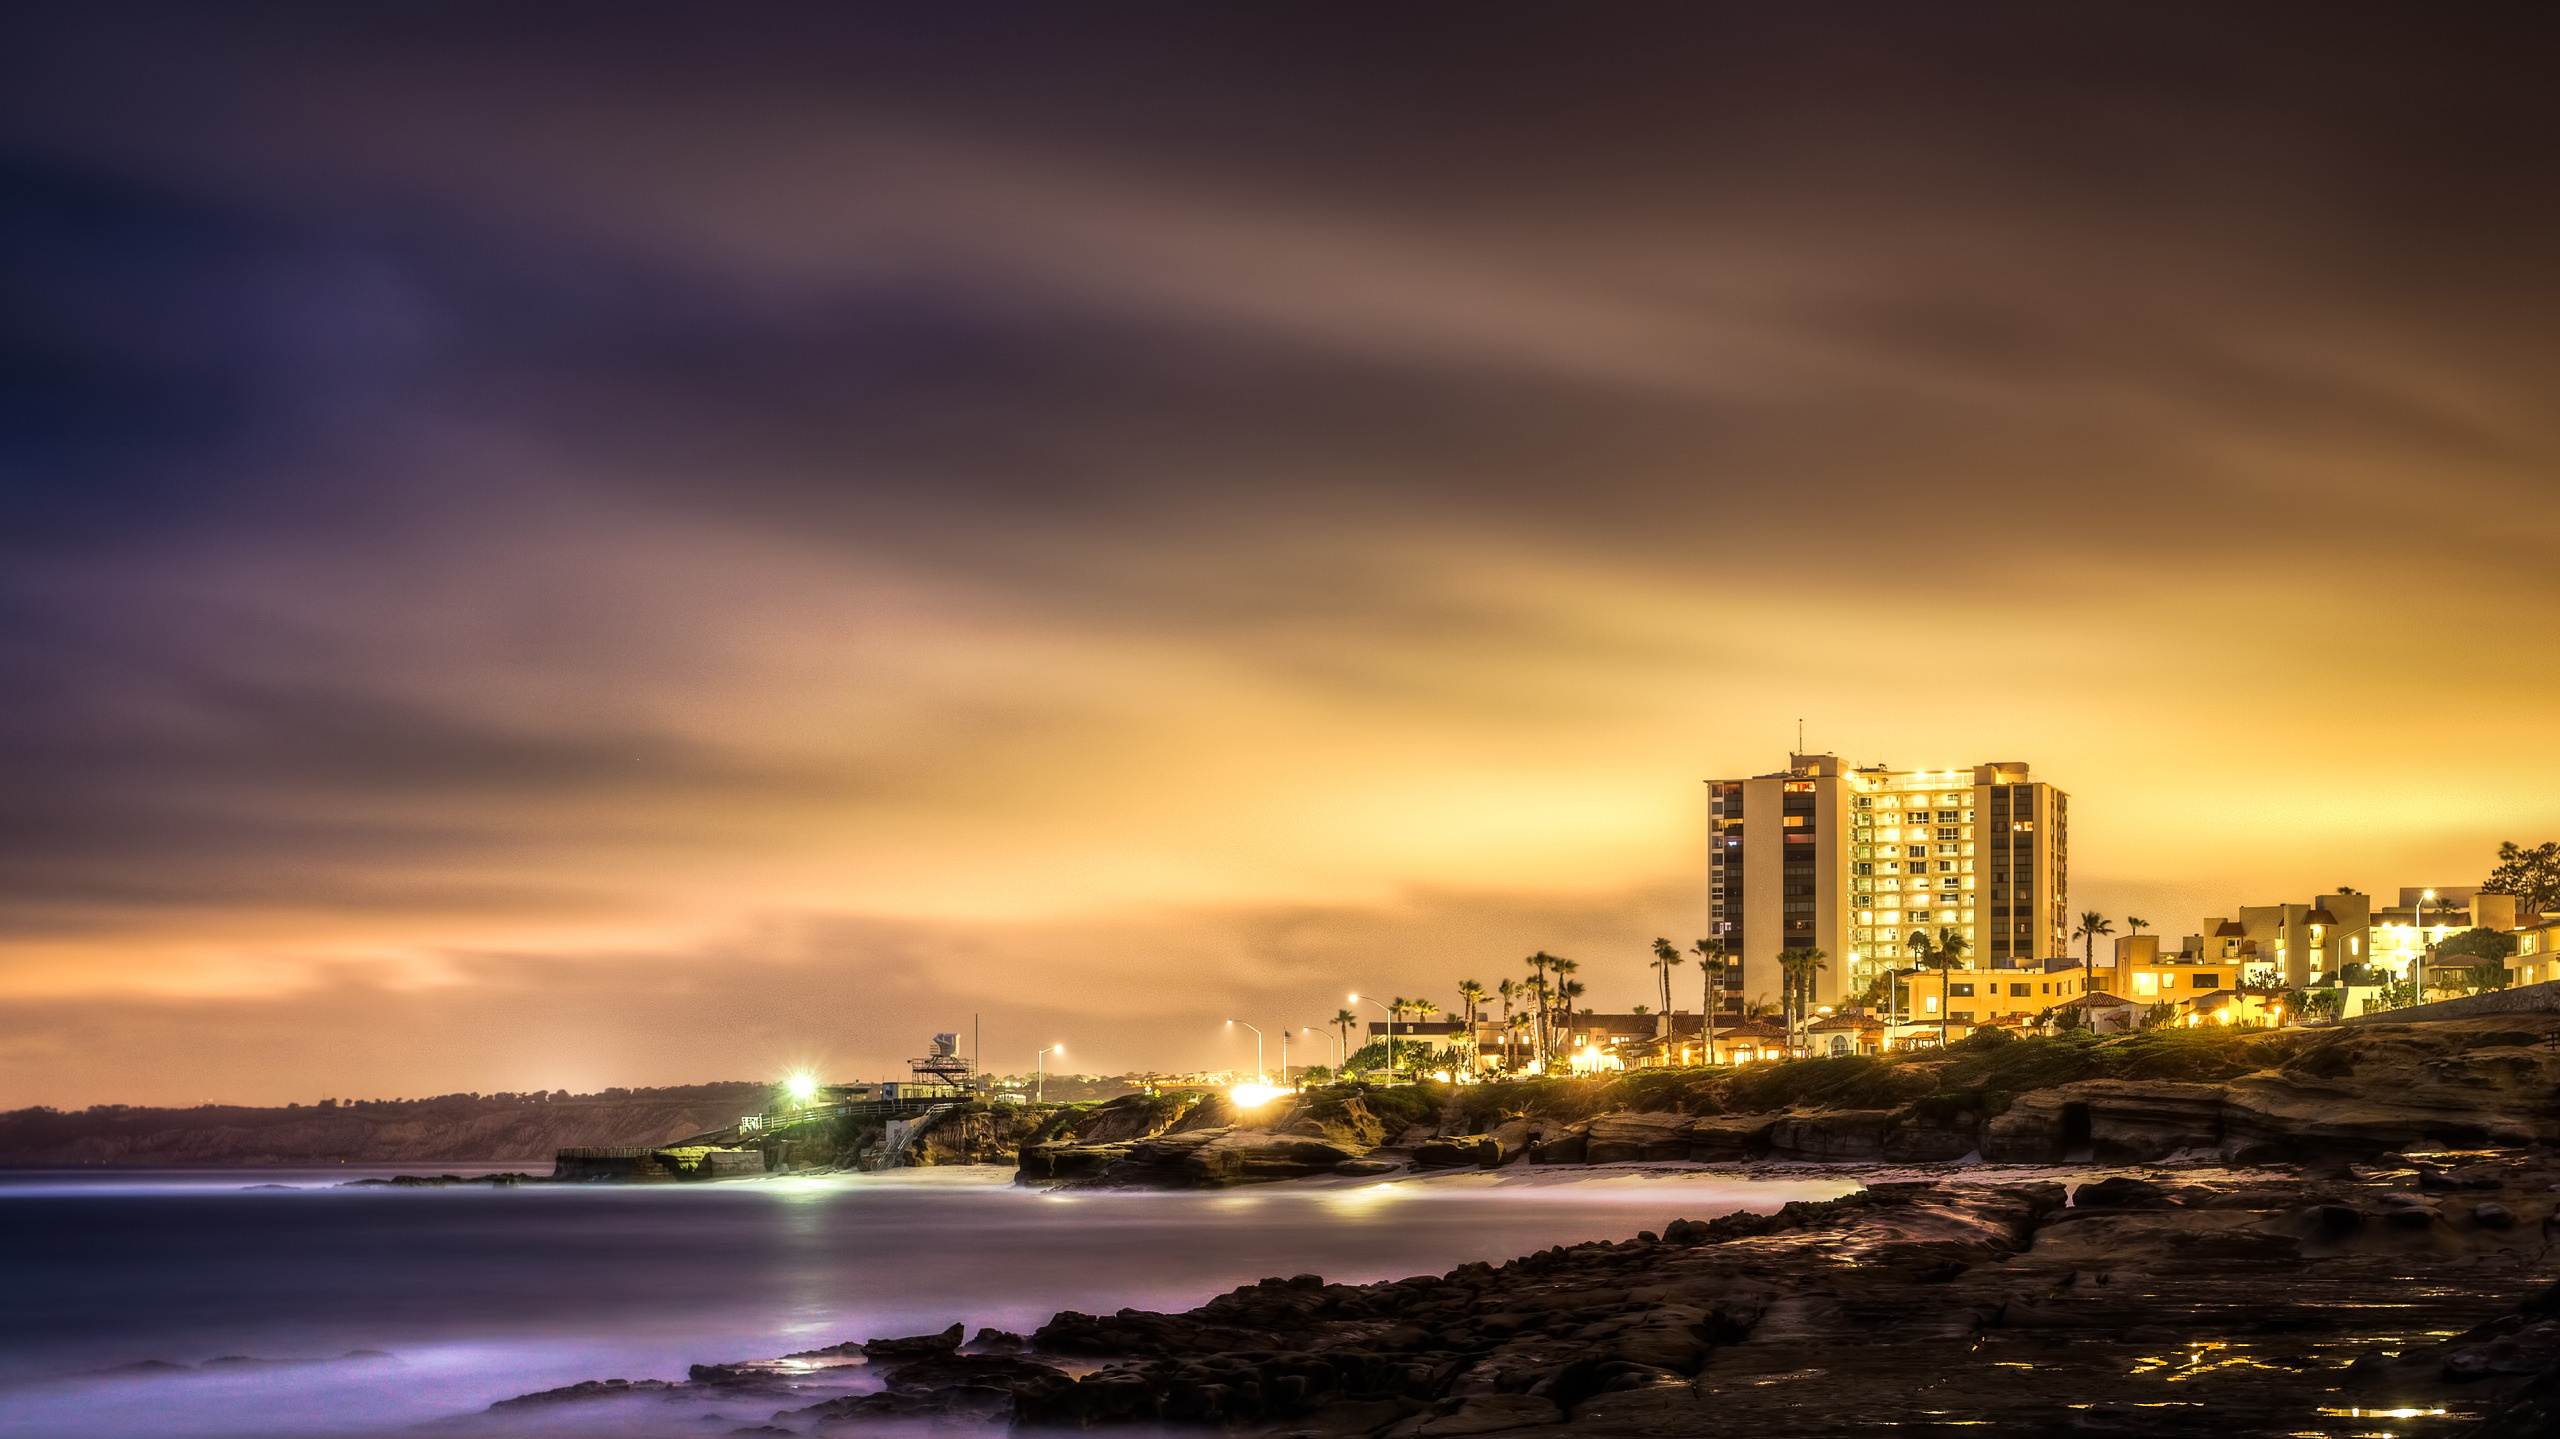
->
[[1229, 1083, 1287, 1108]]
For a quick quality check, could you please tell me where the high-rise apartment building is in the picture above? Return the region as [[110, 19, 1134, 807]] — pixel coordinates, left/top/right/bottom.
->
[[1705, 754, 2070, 1014]]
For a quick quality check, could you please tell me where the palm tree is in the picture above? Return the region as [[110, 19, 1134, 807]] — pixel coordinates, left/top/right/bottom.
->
[[2126, 916, 2150, 936], [1504, 1011, 1532, 1070], [1495, 979, 1518, 1066], [1649, 938, 1686, 1040], [1456, 979, 1487, 1028], [1690, 938, 1729, 1063], [1523, 976, 1552, 1067], [1907, 930, 1942, 1048], [1331, 1008, 1358, 1070], [1455, 980, 1488, 1074], [2072, 911, 2116, 998], [1776, 948, 1829, 1054], [1523, 953, 1557, 1058], [1548, 958, 1581, 1060], [1936, 929, 1971, 1047]]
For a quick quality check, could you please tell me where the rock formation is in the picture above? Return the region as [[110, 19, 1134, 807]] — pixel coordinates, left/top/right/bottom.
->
[[502, 1154, 2560, 1436], [1019, 1017, 2560, 1190]]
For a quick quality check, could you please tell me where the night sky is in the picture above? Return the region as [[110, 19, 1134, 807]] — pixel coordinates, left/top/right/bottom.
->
[[6, 6, 2558, 1105]]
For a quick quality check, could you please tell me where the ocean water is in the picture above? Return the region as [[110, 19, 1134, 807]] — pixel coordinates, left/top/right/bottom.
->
[[0, 1164, 1857, 1439]]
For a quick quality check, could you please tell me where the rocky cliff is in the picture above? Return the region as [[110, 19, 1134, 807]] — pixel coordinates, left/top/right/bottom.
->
[[0, 1084, 768, 1165], [1019, 1016, 2560, 1188]]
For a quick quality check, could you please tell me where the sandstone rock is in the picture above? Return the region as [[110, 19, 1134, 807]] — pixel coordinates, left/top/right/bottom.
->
[[1681, 1113, 1774, 1161], [1584, 1112, 1692, 1164], [1764, 1109, 1896, 1162], [1481, 1119, 1535, 1165], [1529, 1126, 1589, 1165], [1334, 1158, 1401, 1176], [1982, 1080, 2227, 1163], [1411, 1137, 1495, 1169], [2073, 1176, 2172, 1209]]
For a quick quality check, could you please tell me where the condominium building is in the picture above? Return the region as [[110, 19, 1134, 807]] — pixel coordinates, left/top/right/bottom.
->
[[1705, 753, 2070, 1015], [2181, 887, 2512, 989]]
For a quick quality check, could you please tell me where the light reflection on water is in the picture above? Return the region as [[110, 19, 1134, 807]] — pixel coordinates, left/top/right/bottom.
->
[[1, 1165, 1854, 1439]]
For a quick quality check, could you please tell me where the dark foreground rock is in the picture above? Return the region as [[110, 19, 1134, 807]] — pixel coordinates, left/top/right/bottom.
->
[[505, 1151, 2560, 1437]]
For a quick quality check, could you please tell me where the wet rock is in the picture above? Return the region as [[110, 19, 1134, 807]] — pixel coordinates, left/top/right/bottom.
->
[[1334, 1158, 1401, 1176], [491, 1377, 677, 1409], [1413, 1393, 1560, 1435], [2072, 1176, 2172, 1209], [2473, 1202, 2517, 1228], [863, 1322, 964, 1358], [2444, 1319, 2560, 1379]]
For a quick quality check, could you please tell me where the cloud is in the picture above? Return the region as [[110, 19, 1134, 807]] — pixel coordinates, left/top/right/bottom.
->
[[2, 6, 2558, 1102]]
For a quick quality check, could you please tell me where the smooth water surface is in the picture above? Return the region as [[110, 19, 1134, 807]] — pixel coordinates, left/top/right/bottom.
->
[[1, 1165, 1856, 1438]]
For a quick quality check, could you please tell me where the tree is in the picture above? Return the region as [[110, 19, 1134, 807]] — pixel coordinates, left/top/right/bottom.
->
[[2483, 840, 2560, 916], [2436, 927, 2518, 965], [1936, 929, 1970, 1046], [1907, 930, 1942, 1048], [2125, 916, 2149, 936], [1691, 939, 1730, 1064], [2071, 912, 2115, 997], [1631, 1003, 1651, 1016], [1649, 937, 1686, 1033], [1523, 953, 1559, 1063], [1547, 958, 1582, 1061], [1456, 980, 1487, 1027], [2464, 960, 2514, 995], [1776, 948, 1828, 1053], [1331, 1008, 1358, 1069]]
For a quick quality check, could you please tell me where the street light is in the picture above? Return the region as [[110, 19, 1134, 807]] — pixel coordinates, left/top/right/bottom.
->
[[1305, 1026, 1341, 1071], [1035, 1043, 1063, 1103], [2417, 889, 2437, 1001], [1226, 1020, 1264, 1084], [1347, 994, 1394, 1074]]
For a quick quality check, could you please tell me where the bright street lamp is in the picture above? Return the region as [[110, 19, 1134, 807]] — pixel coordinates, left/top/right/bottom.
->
[[2417, 889, 2437, 1001], [1305, 1025, 1341, 1070], [1348, 994, 1394, 1074], [1035, 1043, 1063, 1103], [1226, 1020, 1264, 1084]]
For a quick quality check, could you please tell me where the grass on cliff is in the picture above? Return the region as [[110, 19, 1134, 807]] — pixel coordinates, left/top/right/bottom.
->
[[1394, 1026, 2297, 1127]]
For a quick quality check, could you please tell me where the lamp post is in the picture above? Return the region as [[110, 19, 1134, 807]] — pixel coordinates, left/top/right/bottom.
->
[[1348, 994, 1394, 1075], [1035, 1043, 1062, 1103], [2417, 889, 2436, 1003], [1305, 1026, 1341, 1072], [1227, 1020, 1264, 1084]]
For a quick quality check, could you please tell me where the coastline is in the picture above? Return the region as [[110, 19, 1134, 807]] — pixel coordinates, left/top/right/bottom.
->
[[479, 1152, 2560, 1437]]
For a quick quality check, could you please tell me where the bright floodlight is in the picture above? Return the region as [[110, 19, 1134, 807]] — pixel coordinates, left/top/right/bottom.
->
[[1229, 1082, 1286, 1109], [785, 1073, 818, 1104]]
